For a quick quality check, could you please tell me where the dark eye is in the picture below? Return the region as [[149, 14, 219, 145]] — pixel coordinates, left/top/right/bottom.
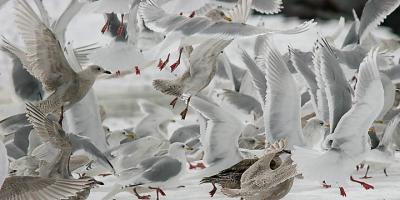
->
[[181, 145, 185, 148], [319, 122, 324, 126], [97, 67, 101, 71]]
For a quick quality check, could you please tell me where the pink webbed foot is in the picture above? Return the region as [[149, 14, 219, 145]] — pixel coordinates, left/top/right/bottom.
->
[[170, 48, 183, 72], [209, 182, 217, 197], [339, 187, 346, 197], [101, 13, 111, 33], [158, 54, 170, 71], [135, 66, 141, 75], [133, 188, 151, 200], [350, 176, 374, 190], [195, 162, 206, 169]]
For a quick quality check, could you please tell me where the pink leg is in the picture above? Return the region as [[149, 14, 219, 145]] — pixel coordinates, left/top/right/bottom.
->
[[158, 54, 170, 71], [169, 97, 179, 108], [350, 176, 374, 190], [170, 48, 183, 72], [101, 13, 111, 33], [209, 182, 217, 197], [180, 96, 191, 120], [117, 14, 125, 36]]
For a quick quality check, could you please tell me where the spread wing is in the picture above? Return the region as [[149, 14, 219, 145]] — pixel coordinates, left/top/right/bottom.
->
[[14, 0, 76, 91], [0, 176, 93, 200], [358, 0, 400, 42], [25, 103, 67, 149], [262, 37, 304, 148]]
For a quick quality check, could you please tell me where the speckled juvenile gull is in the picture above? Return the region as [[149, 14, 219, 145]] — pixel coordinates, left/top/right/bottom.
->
[[2, 0, 112, 114]]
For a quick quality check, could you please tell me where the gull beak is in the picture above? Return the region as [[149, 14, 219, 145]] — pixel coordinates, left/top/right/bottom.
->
[[223, 16, 232, 22], [126, 132, 136, 140], [104, 70, 112, 74], [185, 145, 194, 151]]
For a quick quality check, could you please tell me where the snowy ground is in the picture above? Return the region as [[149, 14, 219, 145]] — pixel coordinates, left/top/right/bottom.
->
[[89, 160, 400, 200], [1, 0, 400, 200]]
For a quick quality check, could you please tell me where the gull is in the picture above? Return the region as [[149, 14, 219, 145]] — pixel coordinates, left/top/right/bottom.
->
[[200, 158, 258, 193], [318, 40, 352, 133], [358, 0, 400, 43], [107, 136, 163, 173], [2, 0, 112, 115], [134, 99, 176, 140], [362, 113, 400, 178], [115, 143, 192, 200], [25, 103, 115, 178], [169, 124, 204, 167], [106, 128, 136, 149], [0, 139, 95, 200], [221, 89, 263, 120], [221, 139, 297, 200], [292, 48, 384, 197], [260, 37, 305, 148], [140, 0, 314, 61], [89, 4, 157, 73], [153, 39, 231, 119], [187, 96, 244, 196]]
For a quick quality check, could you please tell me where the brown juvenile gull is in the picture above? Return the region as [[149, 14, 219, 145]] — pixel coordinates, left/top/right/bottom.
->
[[2, 0, 111, 115], [221, 139, 297, 200]]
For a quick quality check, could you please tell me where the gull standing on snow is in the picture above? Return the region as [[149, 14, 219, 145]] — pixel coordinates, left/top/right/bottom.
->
[[115, 143, 192, 200], [2, 0, 112, 114], [292, 48, 384, 197]]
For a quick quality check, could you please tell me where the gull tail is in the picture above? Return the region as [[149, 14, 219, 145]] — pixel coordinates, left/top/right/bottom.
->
[[221, 188, 241, 197], [152, 79, 182, 96]]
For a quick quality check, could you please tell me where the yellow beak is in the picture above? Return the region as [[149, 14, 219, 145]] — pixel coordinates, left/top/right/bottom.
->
[[185, 146, 194, 151], [223, 16, 232, 22], [126, 132, 136, 139]]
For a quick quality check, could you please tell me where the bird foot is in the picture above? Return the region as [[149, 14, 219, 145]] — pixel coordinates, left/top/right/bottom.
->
[[188, 162, 197, 170], [158, 53, 170, 71], [101, 18, 110, 33], [135, 66, 141, 75], [339, 187, 346, 197], [170, 97, 178, 108], [209, 183, 217, 197], [116, 70, 121, 76], [350, 176, 374, 190], [195, 162, 206, 169], [180, 108, 189, 120], [134, 188, 151, 200], [189, 11, 195, 18], [170, 61, 180, 72], [116, 14, 125, 36], [170, 48, 183, 72], [322, 181, 331, 188]]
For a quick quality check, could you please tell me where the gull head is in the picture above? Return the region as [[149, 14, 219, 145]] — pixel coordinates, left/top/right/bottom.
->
[[169, 142, 193, 158], [87, 65, 112, 76], [205, 9, 232, 22]]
